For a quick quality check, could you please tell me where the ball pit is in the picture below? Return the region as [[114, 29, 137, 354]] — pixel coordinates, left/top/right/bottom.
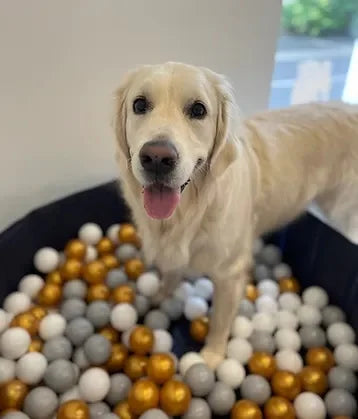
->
[[0, 221, 357, 419]]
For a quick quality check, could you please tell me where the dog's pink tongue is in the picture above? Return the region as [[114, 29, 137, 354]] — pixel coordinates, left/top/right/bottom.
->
[[143, 185, 180, 219]]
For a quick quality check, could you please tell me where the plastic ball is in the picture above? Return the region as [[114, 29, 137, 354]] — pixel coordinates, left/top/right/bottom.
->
[[179, 352, 205, 376], [302, 286, 328, 309], [39, 313, 66, 340], [78, 223, 103, 245], [106, 373, 132, 406], [106, 223, 121, 244], [105, 343, 128, 373], [322, 305, 346, 327], [144, 310, 170, 330], [28, 305, 47, 321], [65, 239, 87, 260], [297, 304, 322, 326], [135, 295, 151, 317], [334, 344, 358, 371], [232, 316, 254, 339], [96, 237, 115, 256], [61, 298, 87, 321], [34, 247, 60, 273], [0, 379, 28, 411], [160, 379, 191, 416], [128, 378, 160, 415], [260, 245, 281, 266], [18, 275, 44, 299], [258, 280, 279, 299], [273, 263, 292, 280], [0, 358, 16, 385], [174, 282, 195, 302], [23, 387, 58, 419], [137, 272, 160, 297], [190, 317, 209, 343], [1, 412, 30, 419], [106, 268, 128, 289], [0, 328, 31, 360], [37, 283, 62, 307], [111, 285, 135, 304], [217, 358, 246, 389], [240, 375, 271, 405], [16, 352, 47, 385], [129, 326, 154, 355], [147, 353, 176, 385], [65, 317, 94, 347], [85, 246, 98, 262], [256, 295, 278, 313], [118, 223, 138, 244], [99, 326, 120, 344], [125, 259, 145, 280], [82, 261, 107, 285], [306, 347, 335, 372], [278, 277, 300, 294], [271, 370, 301, 400], [193, 278, 214, 301], [246, 284, 259, 302], [300, 366, 328, 395], [113, 400, 136, 419], [28, 338, 43, 353], [60, 258, 83, 281], [249, 331, 276, 354], [328, 366, 357, 393], [324, 389, 357, 417], [86, 283, 110, 302], [59, 386, 81, 404], [264, 396, 295, 419], [231, 399, 263, 419], [227, 337, 253, 365], [85, 301, 111, 329], [63, 280, 88, 300], [0, 309, 11, 333], [252, 313, 276, 334], [238, 299, 255, 319], [88, 401, 110, 417], [184, 363, 215, 397], [84, 334, 111, 365], [46, 270, 64, 286], [181, 398, 211, 419], [275, 349, 303, 373], [278, 292, 301, 312], [207, 382, 235, 416], [254, 264, 271, 282], [152, 329, 173, 353], [116, 244, 138, 262], [124, 354, 148, 380], [184, 297, 208, 321], [274, 328, 301, 351], [44, 359, 77, 393], [111, 303, 138, 332], [101, 254, 120, 270], [294, 392, 327, 419], [57, 400, 90, 419], [78, 368, 110, 402], [139, 408, 170, 419], [327, 322, 355, 347], [248, 352, 276, 379], [43, 336, 72, 361], [10, 312, 39, 336], [4, 292, 31, 316]]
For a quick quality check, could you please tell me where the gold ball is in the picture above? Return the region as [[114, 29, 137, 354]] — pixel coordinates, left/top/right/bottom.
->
[[82, 260, 107, 285], [231, 400, 263, 419], [0, 380, 29, 411], [113, 400, 137, 419], [96, 237, 115, 256], [86, 283, 110, 302], [46, 270, 64, 286], [279, 277, 301, 293], [57, 400, 90, 419], [99, 326, 120, 344], [248, 352, 277, 379], [100, 254, 120, 270], [105, 343, 128, 373], [128, 379, 160, 415], [129, 326, 154, 355], [246, 284, 259, 302], [118, 223, 139, 245], [147, 353, 176, 384], [125, 259, 145, 280], [306, 347, 335, 373], [124, 355, 148, 381], [112, 285, 135, 304], [37, 283, 62, 306], [29, 305, 48, 321], [263, 396, 295, 419], [28, 338, 43, 352], [160, 379, 191, 416], [299, 366, 328, 395], [271, 370, 301, 400], [10, 312, 39, 336], [60, 258, 83, 281], [190, 317, 209, 343], [64, 239, 87, 261]]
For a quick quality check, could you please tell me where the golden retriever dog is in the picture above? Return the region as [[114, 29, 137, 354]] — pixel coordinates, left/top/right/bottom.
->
[[114, 62, 358, 368]]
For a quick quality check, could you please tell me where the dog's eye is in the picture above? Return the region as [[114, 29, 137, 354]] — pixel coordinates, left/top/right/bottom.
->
[[189, 101, 207, 119], [133, 97, 149, 115]]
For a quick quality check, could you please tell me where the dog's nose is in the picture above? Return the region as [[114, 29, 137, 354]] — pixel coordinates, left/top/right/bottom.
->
[[140, 140, 178, 175]]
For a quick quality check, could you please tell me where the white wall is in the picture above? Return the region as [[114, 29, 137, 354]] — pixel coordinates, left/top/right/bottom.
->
[[0, 0, 281, 232]]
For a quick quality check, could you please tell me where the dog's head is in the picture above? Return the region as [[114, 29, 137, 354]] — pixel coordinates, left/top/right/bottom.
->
[[114, 62, 238, 219]]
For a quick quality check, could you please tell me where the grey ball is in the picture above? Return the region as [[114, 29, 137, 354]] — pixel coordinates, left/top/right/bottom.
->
[[328, 366, 357, 393], [73, 347, 90, 370], [63, 280, 88, 300], [184, 363, 215, 397], [322, 305, 346, 327], [106, 268, 128, 289], [249, 331, 276, 354], [89, 402, 110, 418], [144, 310, 170, 330], [65, 317, 94, 346], [135, 295, 151, 317], [83, 334, 111, 365], [23, 387, 58, 419], [2, 413, 30, 419], [254, 264, 272, 282], [42, 336, 73, 361], [101, 415, 120, 419], [43, 359, 77, 393], [260, 245, 282, 266], [299, 326, 327, 349], [116, 244, 138, 262], [61, 298, 87, 321], [139, 409, 169, 419], [238, 299, 255, 319], [106, 373, 132, 406], [160, 297, 184, 321], [86, 301, 111, 329], [182, 398, 211, 419], [207, 382, 235, 415], [324, 388, 357, 417], [240, 375, 271, 405]]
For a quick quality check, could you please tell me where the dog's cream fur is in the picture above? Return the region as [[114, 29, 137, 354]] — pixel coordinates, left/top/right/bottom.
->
[[114, 62, 358, 368]]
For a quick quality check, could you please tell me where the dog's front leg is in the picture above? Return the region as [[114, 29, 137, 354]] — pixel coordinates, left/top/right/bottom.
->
[[151, 268, 184, 304]]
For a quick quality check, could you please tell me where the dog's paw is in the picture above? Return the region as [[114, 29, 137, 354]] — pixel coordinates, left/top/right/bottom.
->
[[150, 289, 168, 306], [200, 346, 224, 370]]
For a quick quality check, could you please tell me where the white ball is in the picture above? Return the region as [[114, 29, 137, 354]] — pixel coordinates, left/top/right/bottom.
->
[[34, 247, 60, 273], [231, 316, 254, 339], [106, 224, 121, 244], [184, 297, 208, 321], [275, 328, 301, 351], [18, 275, 44, 299], [255, 295, 278, 313], [193, 278, 214, 301], [179, 352, 205, 376], [258, 280, 279, 299], [275, 349, 303, 373], [39, 313, 66, 340], [0, 309, 11, 334], [174, 282, 195, 302], [0, 357, 16, 384], [297, 305, 322, 326], [111, 303, 138, 332], [273, 263, 292, 280], [252, 312, 277, 334], [85, 245, 98, 263], [294, 392, 326, 419], [334, 344, 358, 371], [327, 322, 355, 347], [3, 292, 31, 315], [121, 326, 135, 347], [16, 352, 47, 385], [302, 286, 329, 309], [278, 292, 302, 312], [227, 338, 253, 364], [59, 386, 81, 404], [78, 367, 110, 402], [276, 310, 299, 329], [0, 328, 31, 360], [152, 329, 173, 353], [216, 358, 246, 389], [137, 272, 161, 298], [78, 223, 103, 245]]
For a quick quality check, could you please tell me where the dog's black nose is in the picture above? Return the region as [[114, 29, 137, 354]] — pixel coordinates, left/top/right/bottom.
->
[[140, 140, 178, 175]]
